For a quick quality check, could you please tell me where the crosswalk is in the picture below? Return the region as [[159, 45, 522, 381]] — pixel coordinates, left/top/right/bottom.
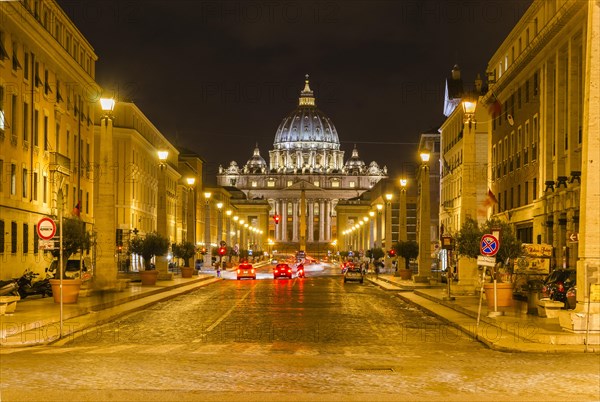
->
[[0, 342, 409, 357]]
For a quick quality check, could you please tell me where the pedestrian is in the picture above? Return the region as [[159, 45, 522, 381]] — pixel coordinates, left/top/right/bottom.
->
[[217, 264, 221, 278]]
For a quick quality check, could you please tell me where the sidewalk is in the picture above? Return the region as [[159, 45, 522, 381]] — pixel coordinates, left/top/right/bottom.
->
[[368, 274, 600, 353], [0, 274, 220, 347]]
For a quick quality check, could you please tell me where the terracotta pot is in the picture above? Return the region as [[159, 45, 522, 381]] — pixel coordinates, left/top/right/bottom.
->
[[484, 282, 514, 308], [398, 269, 412, 280], [140, 270, 158, 286], [49, 279, 82, 304], [180, 267, 194, 278]]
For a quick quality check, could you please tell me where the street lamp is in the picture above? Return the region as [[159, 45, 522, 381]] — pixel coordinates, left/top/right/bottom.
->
[[462, 96, 477, 129], [186, 177, 196, 246], [225, 209, 232, 246], [416, 151, 431, 283], [95, 97, 118, 289], [216, 202, 223, 247], [376, 203, 383, 248], [204, 192, 212, 266], [385, 193, 393, 251]]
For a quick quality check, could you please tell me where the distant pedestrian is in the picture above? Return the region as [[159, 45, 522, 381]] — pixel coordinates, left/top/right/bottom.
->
[[217, 265, 221, 278]]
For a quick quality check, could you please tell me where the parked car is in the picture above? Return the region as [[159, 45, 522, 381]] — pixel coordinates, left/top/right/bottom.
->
[[341, 261, 354, 274], [541, 268, 576, 309], [270, 258, 278, 265], [273, 263, 292, 279], [236, 263, 256, 280], [344, 266, 364, 284]]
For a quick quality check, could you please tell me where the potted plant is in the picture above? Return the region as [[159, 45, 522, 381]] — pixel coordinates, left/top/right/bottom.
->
[[129, 232, 169, 285], [173, 242, 196, 278], [456, 218, 523, 308], [49, 218, 91, 303], [393, 241, 419, 279]]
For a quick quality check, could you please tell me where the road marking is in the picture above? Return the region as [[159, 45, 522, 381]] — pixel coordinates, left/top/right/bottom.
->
[[205, 287, 254, 333]]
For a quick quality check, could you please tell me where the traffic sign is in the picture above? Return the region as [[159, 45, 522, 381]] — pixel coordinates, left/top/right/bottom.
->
[[37, 217, 56, 240], [477, 255, 497, 267], [480, 234, 499, 256], [568, 232, 579, 243]]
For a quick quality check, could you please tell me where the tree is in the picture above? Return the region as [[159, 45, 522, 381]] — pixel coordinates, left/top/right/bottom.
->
[[172, 242, 196, 267], [129, 232, 169, 270], [366, 247, 385, 261], [455, 217, 482, 259], [455, 217, 523, 272], [393, 240, 419, 269], [481, 218, 523, 265], [50, 218, 91, 278]]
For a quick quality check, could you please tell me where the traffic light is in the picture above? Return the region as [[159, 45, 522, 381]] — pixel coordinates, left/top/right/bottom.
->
[[200, 247, 207, 255], [273, 214, 280, 224], [218, 247, 227, 256], [388, 249, 396, 257]]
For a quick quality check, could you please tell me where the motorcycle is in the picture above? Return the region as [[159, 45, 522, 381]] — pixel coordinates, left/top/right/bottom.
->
[[0, 278, 19, 296], [17, 269, 53, 299], [296, 264, 305, 278]]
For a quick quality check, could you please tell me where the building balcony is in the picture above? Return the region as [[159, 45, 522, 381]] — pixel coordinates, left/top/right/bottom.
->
[[50, 152, 71, 176]]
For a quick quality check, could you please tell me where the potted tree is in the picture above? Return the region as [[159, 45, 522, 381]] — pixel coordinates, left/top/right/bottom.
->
[[173, 242, 196, 278], [49, 218, 91, 303], [129, 232, 169, 285], [455, 218, 523, 308], [393, 240, 419, 280]]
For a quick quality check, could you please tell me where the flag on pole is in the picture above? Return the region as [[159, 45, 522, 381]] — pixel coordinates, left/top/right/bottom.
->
[[483, 189, 498, 207], [72, 200, 81, 217]]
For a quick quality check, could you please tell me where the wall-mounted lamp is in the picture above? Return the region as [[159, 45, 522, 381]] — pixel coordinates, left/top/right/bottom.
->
[[158, 150, 169, 169], [462, 97, 477, 129]]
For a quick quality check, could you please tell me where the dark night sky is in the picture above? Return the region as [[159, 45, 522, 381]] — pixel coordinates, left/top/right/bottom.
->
[[57, 0, 532, 184]]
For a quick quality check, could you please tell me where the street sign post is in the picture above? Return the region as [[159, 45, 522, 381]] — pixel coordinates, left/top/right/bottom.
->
[[37, 217, 56, 240], [477, 255, 497, 267], [568, 232, 579, 243], [480, 234, 499, 256]]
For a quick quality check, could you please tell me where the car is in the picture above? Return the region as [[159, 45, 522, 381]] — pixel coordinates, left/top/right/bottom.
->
[[344, 266, 364, 284], [541, 268, 576, 308], [341, 261, 354, 274], [236, 263, 256, 280], [270, 258, 278, 265], [273, 263, 293, 279]]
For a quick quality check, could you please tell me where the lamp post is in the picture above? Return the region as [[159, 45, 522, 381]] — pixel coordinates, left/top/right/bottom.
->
[[415, 151, 431, 283], [204, 192, 212, 267], [385, 193, 393, 250], [95, 98, 118, 289], [369, 211, 375, 249], [186, 177, 196, 245], [395, 178, 408, 275], [155, 150, 171, 278], [216, 202, 223, 246], [375, 203, 383, 248], [225, 209, 232, 246], [462, 96, 477, 130]]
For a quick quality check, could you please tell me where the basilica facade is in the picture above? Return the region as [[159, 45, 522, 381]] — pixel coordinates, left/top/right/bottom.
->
[[217, 77, 388, 253]]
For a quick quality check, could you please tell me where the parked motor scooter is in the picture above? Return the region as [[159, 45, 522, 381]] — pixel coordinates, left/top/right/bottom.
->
[[0, 278, 19, 296], [17, 269, 53, 299]]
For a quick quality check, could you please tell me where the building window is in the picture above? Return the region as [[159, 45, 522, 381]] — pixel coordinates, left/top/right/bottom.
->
[[287, 181, 293, 187], [331, 180, 340, 188], [313, 181, 319, 187], [34, 224, 39, 254], [349, 181, 356, 188], [0, 160, 3, 193], [11, 221, 17, 254], [0, 85, 5, 133], [22, 167, 27, 198], [22, 103, 29, 142], [533, 178, 537, 200], [525, 181, 529, 204], [33, 171, 38, 201], [43, 115, 49, 151], [267, 181, 275, 187], [86, 191, 89, 213], [23, 223, 29, 254], [0, 220, 4, 254], [43, 175, 47, 204], [10, 163, 16, 195], [251, 181, 257, 187]]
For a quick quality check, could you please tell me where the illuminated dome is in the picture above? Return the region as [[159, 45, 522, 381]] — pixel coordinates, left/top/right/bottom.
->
[[273, 75, 340, 151], [244, 145, 267, 173], [343, 145, 366, 174]]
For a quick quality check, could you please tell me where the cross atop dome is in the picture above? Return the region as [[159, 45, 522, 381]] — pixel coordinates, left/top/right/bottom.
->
[[299, 74, 315, 107]]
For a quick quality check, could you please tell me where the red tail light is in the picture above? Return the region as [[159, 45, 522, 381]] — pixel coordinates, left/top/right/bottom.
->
[[557, 281, 565, 292], [287, 269, 292, 273]]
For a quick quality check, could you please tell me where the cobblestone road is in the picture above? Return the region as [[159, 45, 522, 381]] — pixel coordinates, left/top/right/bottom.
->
[[1, 273, 599, 401]]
